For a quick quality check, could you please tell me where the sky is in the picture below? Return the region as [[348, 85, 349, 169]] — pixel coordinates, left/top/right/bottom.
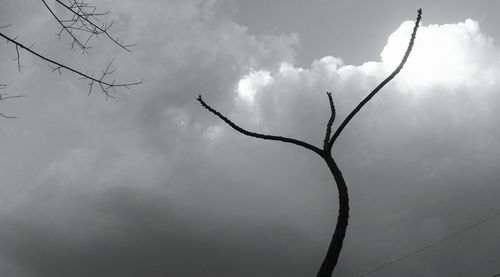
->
[[1, 0, 500, 276]]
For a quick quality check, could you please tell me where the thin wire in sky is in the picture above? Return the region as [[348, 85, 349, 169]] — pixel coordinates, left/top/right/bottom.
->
[[360, 210, 500, 276]]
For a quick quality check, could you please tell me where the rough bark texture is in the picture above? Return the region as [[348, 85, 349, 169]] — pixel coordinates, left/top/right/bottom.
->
[[197, 9, 421, 277], [317, 155, 349, 277]]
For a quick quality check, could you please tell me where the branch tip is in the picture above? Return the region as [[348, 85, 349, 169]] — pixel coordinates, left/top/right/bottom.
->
[[328, 9, 422, 148]]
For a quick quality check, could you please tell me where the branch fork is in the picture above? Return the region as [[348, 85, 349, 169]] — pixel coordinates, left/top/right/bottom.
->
[[198, 8, 422, 277]]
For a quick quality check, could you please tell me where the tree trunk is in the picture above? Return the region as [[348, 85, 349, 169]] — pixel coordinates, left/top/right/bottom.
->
[[317, 156, 349, 277]]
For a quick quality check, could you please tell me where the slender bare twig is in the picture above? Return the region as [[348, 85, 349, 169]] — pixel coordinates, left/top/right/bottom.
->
[[54, 0, 136, 51], [40, 0, 89, 53], [14, 44, 22, 72], [0, 93, 28, 119], [0, 32, 142, 97], [41, 0, 135, 53], [327, 8, 422, 149], [0, 94, 28, 100], [0, 113, 18, 119]]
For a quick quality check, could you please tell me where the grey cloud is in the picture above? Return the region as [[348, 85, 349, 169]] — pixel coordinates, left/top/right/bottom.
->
[[1, 1, 500, 277]]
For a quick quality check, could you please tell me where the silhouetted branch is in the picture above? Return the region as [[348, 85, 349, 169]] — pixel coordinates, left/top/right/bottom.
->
[[40, 0, 89, 53], [0, 113, 18, 119], [41, 0, 134, 53], [323, 92, 336, 151], [15, 44, 22, 72], [0, 32, 142, 98], [328, 8, 422, 148], [0, 94, 28, 100], [53, 0, 136, 52], [197, 95, 323, 156], [198, 9, 422, 276], [0, 93, 28, 119]]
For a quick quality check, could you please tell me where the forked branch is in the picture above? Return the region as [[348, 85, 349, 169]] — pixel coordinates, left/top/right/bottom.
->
[[54, 0, 136, 52], [0, 93, 28, 119], [197, 95, 323, 156], [0, 32, 142, 98], [197, 9, 422, 276], [327, 8, 422, 149], [41, 0, 135, 53]]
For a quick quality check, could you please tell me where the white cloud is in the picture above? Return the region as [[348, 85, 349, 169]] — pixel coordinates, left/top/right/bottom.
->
[[237, 69, 273, 104], [382, 19, 499, 90]]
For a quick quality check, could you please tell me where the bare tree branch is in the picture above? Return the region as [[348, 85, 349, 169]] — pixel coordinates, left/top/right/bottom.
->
[[15, 44, 22, 72], [41, 0, 135, 53], [0, 93, 28, 119], [323, 92, 336, 151], [0, 32, 142, 98], [198, 9, 423, 276], [54, 0, 136, 52], [327, 8, 422, 149], [197, 95, 324, 156], [0, 94, 28, 100], [41, 0, 90, 53], [0, 113, 18, 119]]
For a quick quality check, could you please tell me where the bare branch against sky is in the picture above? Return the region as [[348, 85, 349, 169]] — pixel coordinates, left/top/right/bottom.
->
[[0, 0, 140, 106], [198, 9, 422, 276], [2, 1, 500, 277]]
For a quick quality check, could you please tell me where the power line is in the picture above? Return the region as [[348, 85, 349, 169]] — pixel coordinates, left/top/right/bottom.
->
[[360, 210, 500, 276]]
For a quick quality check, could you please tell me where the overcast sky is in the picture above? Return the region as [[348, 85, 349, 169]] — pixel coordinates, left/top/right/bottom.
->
[[1, 0, 500, 276]]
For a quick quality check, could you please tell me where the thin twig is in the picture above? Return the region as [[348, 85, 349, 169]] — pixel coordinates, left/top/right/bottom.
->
[[0, 113, 18, 119], [54, 0, 136, 51], [0, 32, 142, 97], [0, 93, 26, 119], [41, 0, 89, 53], [15, 44, 21, 72], [0, 94, 28, 100]]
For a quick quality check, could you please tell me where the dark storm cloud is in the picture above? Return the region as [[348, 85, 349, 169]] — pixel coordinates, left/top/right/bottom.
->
[[1, 1, 500, 276], [0, 184, 321, 277]]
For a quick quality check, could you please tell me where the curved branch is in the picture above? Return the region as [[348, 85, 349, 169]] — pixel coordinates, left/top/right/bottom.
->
[[328, 8, 422, 148], [0, 93, 27, 119], [323, 91, 336, 151], [0, 32, 142, 97], [54, 0, 136, 51], [197, 95, 323, 157], [40, 0, 89, 52]]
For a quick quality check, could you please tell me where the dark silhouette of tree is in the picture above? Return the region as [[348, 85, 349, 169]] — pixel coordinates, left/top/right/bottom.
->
[[0, 0, 141, 117], [198, 9, 422, 276]]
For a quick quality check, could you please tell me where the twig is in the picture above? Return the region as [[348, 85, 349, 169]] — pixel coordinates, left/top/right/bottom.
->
[[41, 0, 89, 53], [0, 32, 142, 97], [0, 94, 28, 100], [54, 0, 136, 51], [0, 93, 27, 119]]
